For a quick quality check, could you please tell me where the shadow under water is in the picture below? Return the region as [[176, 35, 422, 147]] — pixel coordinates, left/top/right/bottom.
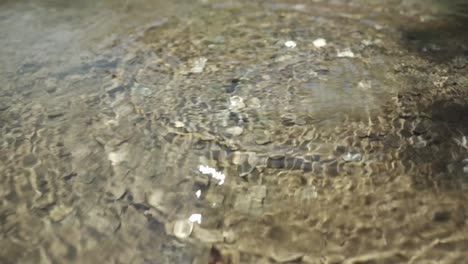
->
[[399, 0, 468, 63]]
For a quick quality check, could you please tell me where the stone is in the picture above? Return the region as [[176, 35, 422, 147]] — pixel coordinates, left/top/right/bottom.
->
[[188, 213, 202, 224], [57, 147, 71, 159], [284, 40, 297, 48], [199, 165, 226, 185], [108, 151, 126, 166], [229, 96, 245, 110], [190, 57, 207, 73], [49, 205, 73, 222], [267, 155, 286, 169], [0, 102, 10, 112], [226, 126, 243, 136], [46, 85, 57, 93], [295, 116, 310, 126], [223, 230, 237, 244], [205, 191, 225, 208], [247, 152, 261, 167], [210, 35, 226, 44], [147, 190, 167, 213], [337, 49, 355, 58], [139, 87, 152, 97], [342, 153, 362, 162], [281, 113, 297, 126], [104, 79, 126, 95], [231, 151, 248, 165], [250, 185, 267, 201], [295, 186, 318, 201], [86, 208, 121, 234], [357, 80, 372, 90], [106, 184, 126, 200], [80, 172, 97, 184], [174, 121, 185, 128], [23, 154, 38, 167], [194, 174, 210, 187], [47, 109, 65, 119], [432, 101, 467, 123], [173, 219, 194, 239], [313, 38, 327, 48], [270, 251, 303, 263], [433, 211, 451, 222], [453, 56, 467, 69], [248, 97, 261, 109], [233, 195, 252, 213], [226, 78, 240, 93], [463, 165, 468, 175], [254, 131, 271, 145], [413, 119, 432, 135], [192, 226, 224, 243]]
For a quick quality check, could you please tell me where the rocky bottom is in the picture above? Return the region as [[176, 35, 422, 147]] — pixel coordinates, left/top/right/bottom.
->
[[1, 0, 468, 263]]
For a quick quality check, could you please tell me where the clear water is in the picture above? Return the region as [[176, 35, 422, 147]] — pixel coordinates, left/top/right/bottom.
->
[[1, 0, 468, 263]]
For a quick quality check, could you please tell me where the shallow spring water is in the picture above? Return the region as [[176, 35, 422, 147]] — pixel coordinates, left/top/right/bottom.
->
[[1, 0, 468, 263]]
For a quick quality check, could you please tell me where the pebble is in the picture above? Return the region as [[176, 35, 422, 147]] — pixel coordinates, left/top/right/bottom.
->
[[223, 230, 237, 244], [173, 219, 194, 239], [275, 54, 293, 62], [313, 38, 327, 48], [270, 251, 303, 263], [190, 57, 207, 73], [295, 186, 318, 201], [47, 109, 65, 119], [453, 56, 467, 69], [210, 35, 226, 44], [231, 151, 248, 165], [139, 87, 152, 97], [463, 165, 468, 175], [337, 49, 355, 58], [233, 195, 252, 213], [104, 79, 126, 95], [194, 174, 210, 187], [147, 190, 167, 213], [247, 152, 261, 167], [0, 101, 10, 111], [248, 97, 261, 109], [188, 213, 202, 224], [174, 121, 185, 128], [226, 126, 243, 136], [361, 39, 373, 46], [206, 191, 225, 208], [281, 113, 297, 126], [229, 96, 245, 110], [46, 86, 57, 94], [432, 211, 451, 222], [198, 165, 226, 185], [45, 78, 58, 93], [357, 80, 372, 90], [255, 133, 272, 145], [107, 184, 126, 200], [251, 185, 267, 201], [192, 226, 224, 243], [284, 40, 297, 48], [86, 209, 121, 234], [108, 151, 126, 166], [23, 154, 38, 167], [49, 205, 73, 222], [342, 153, 362, 162]]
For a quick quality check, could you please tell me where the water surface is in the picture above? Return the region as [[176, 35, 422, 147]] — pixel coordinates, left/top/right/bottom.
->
[[1, 0, 468, 263]]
